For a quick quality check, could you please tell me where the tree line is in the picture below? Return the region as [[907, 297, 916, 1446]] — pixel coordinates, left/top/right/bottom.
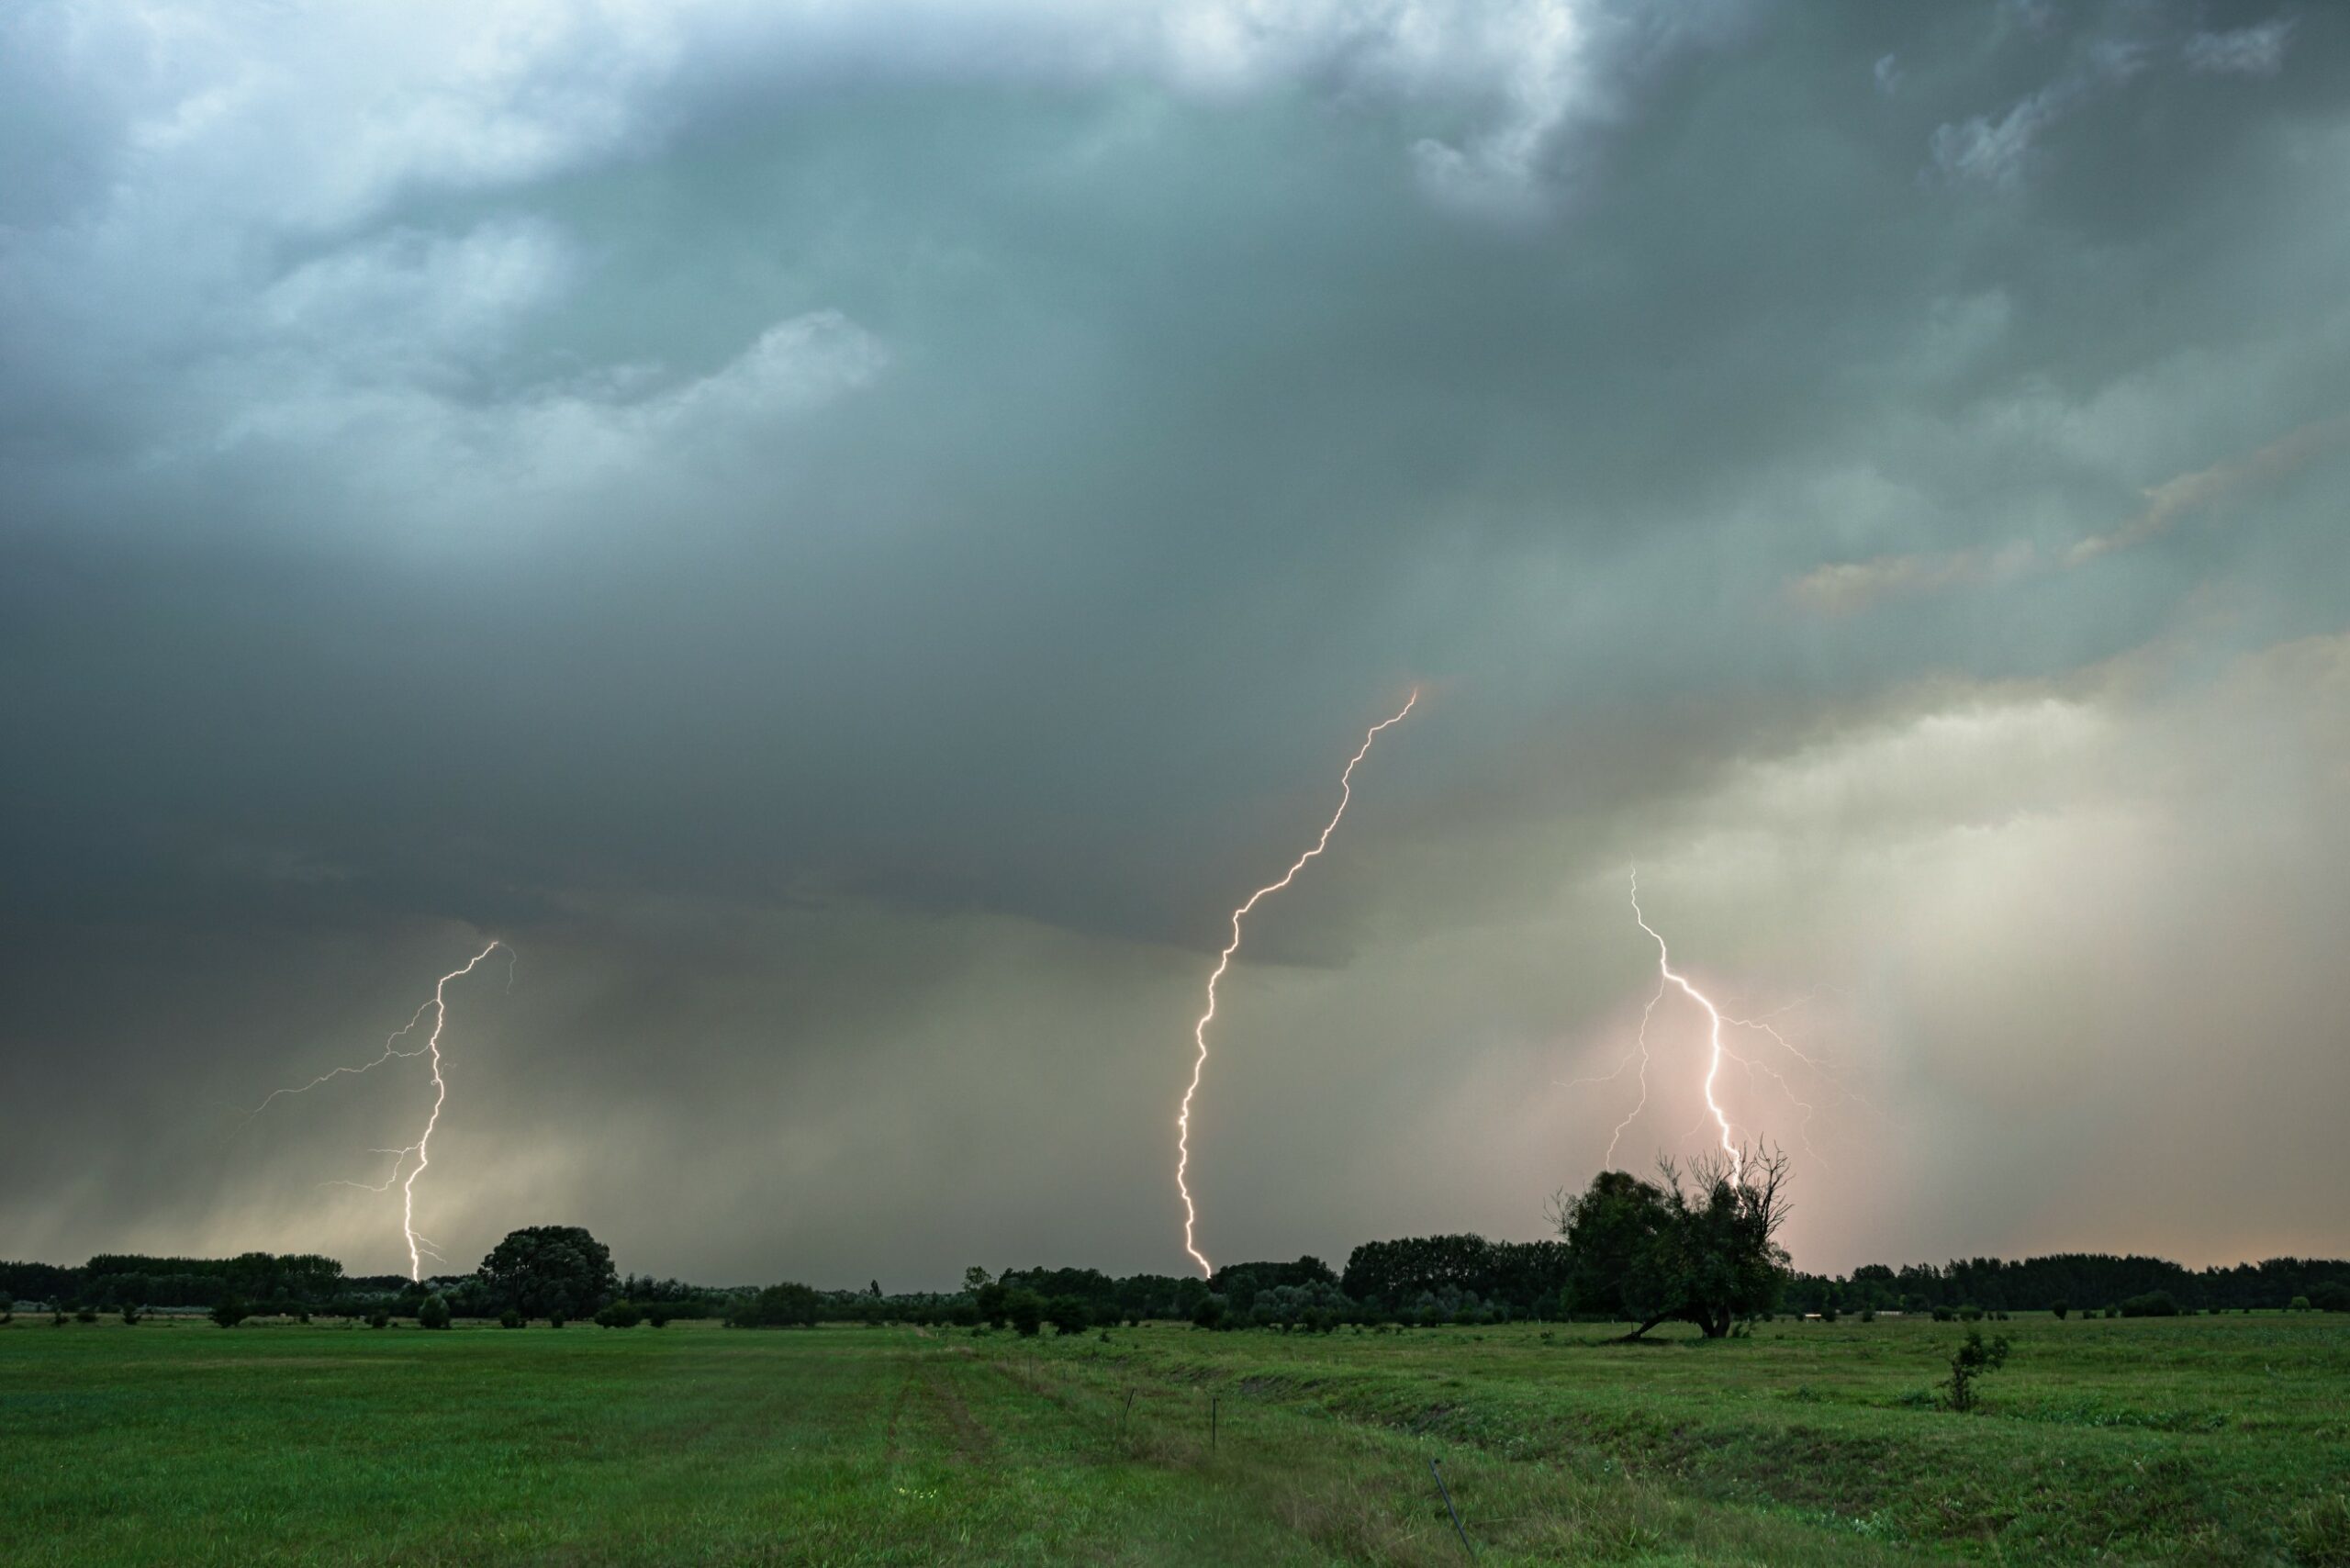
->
[[15, 1162, 2347, 1329], [1781, 1252, 2350, 1317]]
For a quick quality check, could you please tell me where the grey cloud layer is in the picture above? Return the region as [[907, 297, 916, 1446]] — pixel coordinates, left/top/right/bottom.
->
[[4, 0, 2344, 1283]]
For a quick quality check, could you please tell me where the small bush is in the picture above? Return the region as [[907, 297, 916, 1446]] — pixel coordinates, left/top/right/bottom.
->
[[500, 1309, 524, 1328], [644, 1305, 671, 1328], [2310, 1282, 2350, 1314], [75, 1306, 98, 1324], [1930, 1306, 1954, 1322], [1006, 1290, 1046, 1338], [2051, 1301, 2069, 1319], [367, 1310, 391, 1329], [1942, 1328, 2010, 1413], [547, 1313, 565, 1329], [211, 1297, 250, 1330], [594, 1300, 642, 1329], [417, 1294, 452, 1330], [121, 1305, 143, 1326], [2120, 1292, 2181, 1318], [2290, 1295, 2312, 1312]]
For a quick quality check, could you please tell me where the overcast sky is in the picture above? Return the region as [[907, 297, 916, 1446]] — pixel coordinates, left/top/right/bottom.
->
[[5, 0, 2346, 1290]]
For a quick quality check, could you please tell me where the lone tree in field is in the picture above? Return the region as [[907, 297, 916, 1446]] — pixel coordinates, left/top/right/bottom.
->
[[477, 1226, 621, 1322], [1555, 1148, 1792, 1338]]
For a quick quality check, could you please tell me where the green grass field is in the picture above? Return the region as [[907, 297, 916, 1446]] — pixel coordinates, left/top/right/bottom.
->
[[3, 1312, 2345, 1565]]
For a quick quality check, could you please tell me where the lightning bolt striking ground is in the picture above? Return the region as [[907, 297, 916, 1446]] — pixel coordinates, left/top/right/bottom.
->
[[244, 941, 507, 1281], [1175, 690, 1417, 1277]]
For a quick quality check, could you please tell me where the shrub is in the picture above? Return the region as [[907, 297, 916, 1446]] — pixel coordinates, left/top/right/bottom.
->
[[1957, 1305, 1984, 1322], [74, 1306, 98, 1324], [367, 1310, 391, 1329], [1860, 1308, 1876, 1323], [644, 1305, 671, 1328], [500, 1309, 524, 1329], [594, 1300, 642, 1329], [1818, 1305, 1838, 1324], [120, 1305, 143, 1326], [2120, 1292, 2180, 1318], [417, 1294, 452, 1330], [2290, 1295, 2312, 1313], [1005, 1290, 1046, 1338], [1046, 1297, 1091, 1336], [2310, 1282, 2350, 1314], [1191, 1294, 1227, 1330], [1942, 1328, 2010, 1413], [1930, 1306, 1954, 1322], [52, 1310, 67, 1327], [211, 1297, 250, 1329], [547, 1313, 565, 1329], [2051, 1301, 2068, 1319]]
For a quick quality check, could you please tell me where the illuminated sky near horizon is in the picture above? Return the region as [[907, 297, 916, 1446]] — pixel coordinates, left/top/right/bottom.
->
[[4, 0, 2346, 1287]]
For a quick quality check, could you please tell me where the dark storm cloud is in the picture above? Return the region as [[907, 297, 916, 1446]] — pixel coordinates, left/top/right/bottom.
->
[[5, 0, 2347, 1283]]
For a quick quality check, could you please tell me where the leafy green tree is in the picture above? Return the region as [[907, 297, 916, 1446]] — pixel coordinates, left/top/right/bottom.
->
[[2289, 1295, 2312, 1312], [974, 1281, 1010, 1326], [644, 1305, 671, 1328], [120, 1304, 143, 1326], [499, 1309, 525, 1328], [2051, 1301, 2069, 1319], [1005, 1290, 1046, 1338], [417, 1294, 452, 1330], [594, 1299, 642, 1328], [1046, 1296, 1091, 1336], [211, 1296, 249, 1328], [367, 1309, 391, 1328], [1191, 1294, 1227, 1330], [962, 1266, 992, 1294], [1556, 1149, 1793, 1338], [477, 1226, 621, 1321], [2310, 1282, 2350, 1314], [2120, 1291, 2180, 1317]]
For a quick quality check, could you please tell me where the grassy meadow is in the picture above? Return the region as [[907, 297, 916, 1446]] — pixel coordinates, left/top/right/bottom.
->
[[2, 1311, 2345, 1566]]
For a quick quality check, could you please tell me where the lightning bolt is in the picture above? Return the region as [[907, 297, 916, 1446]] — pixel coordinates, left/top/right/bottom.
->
[[246, 941, 506, 1282], [1626, 870, 1744, 1180], [1176, 689, 1417, 1277]]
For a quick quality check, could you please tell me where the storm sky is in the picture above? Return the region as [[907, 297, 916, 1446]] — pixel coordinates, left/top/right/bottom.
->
[[5, 0, 2347, 1289]]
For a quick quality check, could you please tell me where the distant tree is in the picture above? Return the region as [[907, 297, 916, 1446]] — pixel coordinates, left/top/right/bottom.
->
[[368, 1309, 391, 1329], [974, 1282, 1010, 1327], [594, 1299, 642, 1329], [727, 1283, 820, 1328], [644, 1305, 672, 1328], [499, 1309, 525, 1329], [2289, 1295, 2312, 1312], [211, 1296, 249, 1329], [2120, 1291, 2181, 1317], [120, 1304, 142, 1326], [478, 1226, 620, 1321], [1005, 1290, 1046, 1338], [2310, 1282, 2350, 1314], [2051, 1301, 2069, 1319], [417, 1294, 452, 1330], [1191, 1294, 1227, 1330], [1556, 1149, 1793, 1338], [1942, 1328, 2010, 1413], [74, 1305, 97, 1323], [546, 1313, 565, 1329], [1046, 1296, 1091, 1336], [962, 1266, 992, 1294]]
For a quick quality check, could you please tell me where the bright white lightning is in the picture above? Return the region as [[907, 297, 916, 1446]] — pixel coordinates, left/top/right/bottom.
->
[[246, 941, 507, 1282], [1175, 690, 1417, 1277], [1626, 870, 1744, 1180]]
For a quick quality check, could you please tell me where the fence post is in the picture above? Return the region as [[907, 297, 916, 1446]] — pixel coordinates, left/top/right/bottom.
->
[[1429, 1456, 1473, 1558]]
